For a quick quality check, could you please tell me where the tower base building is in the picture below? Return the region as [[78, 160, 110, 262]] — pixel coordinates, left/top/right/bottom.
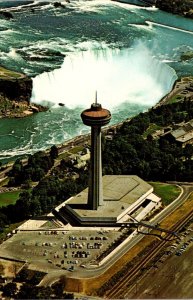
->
[[54, 175, 161, 226]]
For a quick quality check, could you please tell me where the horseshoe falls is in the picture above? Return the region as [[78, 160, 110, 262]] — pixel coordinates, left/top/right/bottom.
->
[[31, 44, 177, 109], [1, 0, 193, 162]]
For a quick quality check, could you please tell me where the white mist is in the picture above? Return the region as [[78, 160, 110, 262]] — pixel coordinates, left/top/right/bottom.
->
[[31, 43, 177, 109]]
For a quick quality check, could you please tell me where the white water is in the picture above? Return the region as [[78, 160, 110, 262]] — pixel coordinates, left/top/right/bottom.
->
[[31, 43, 177, 110]]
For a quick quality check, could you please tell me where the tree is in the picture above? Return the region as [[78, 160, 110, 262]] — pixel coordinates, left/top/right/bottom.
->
[[2, 282, 17, 298], [0, 212, 9, 228], [29, 199, 41, 217], [50, 145, 59, 160], [16, 283, 38, 299], [52, 276, 67, 298], [183, 144, 193, 160]]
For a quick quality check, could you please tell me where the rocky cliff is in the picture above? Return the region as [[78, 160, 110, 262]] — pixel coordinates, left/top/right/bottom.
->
[[0, 66, 32, 103], [155, 0, 193, 18], [0, 66, 47, 118]]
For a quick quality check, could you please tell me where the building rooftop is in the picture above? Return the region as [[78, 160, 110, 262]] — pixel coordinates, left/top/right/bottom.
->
[[58, 175, 154, 225], [162, 119, 193, 144]]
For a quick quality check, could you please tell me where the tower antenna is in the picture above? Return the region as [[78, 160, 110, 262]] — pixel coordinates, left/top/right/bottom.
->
[[95, 91, 98, 105]]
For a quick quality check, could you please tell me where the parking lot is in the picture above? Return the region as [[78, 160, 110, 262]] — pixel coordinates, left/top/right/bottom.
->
[[0, 229, 121, 274]]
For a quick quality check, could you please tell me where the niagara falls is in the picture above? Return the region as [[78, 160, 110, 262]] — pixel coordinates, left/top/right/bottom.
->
[[1, 0, 193, 161], [31, 43, 177, 109]]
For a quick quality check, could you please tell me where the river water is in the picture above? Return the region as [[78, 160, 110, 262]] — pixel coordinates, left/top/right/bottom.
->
[[1, 0, 193, 162]]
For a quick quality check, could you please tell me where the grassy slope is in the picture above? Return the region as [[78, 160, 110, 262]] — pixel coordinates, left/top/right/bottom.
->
[[0, 190, 21, 207], [0, 66, 23, 79], [149, 182, 181, 206]]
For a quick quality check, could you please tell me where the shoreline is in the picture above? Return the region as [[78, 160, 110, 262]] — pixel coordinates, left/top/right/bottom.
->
[[154, 76, 193, 108], [0, 102, 48, 119]]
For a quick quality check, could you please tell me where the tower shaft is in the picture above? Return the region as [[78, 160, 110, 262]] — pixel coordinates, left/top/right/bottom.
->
[[81, 102, 111, 210], [88, 126, 103, 210]]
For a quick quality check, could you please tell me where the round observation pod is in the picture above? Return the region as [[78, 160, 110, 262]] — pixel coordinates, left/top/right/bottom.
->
[[81, 103, 111, 127]]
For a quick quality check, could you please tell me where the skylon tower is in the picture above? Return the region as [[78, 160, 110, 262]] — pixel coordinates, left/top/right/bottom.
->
[[55, 95, 158, 227], [81, 96, 111, 210]]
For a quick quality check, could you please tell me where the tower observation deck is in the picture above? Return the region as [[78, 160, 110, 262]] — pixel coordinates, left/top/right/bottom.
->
[[81, 101, 111, 210]]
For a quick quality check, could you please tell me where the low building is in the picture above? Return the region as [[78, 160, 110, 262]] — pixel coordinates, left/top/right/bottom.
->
[[53, 175, 161, 226], [161, 119, 193, 146]]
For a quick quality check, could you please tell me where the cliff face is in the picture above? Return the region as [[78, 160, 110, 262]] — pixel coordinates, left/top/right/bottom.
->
[[0, 66, 47, 118], [155, 0, 193, 18], [0, 67, 32, 103]]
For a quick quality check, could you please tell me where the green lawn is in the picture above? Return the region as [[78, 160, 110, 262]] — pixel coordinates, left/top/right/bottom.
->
[[0, 190, 21, 207], [69, 145, 84, 154], [58, 152, 70, 160], [0, 66, 23, 79], [149, 182, 181, 206], [143, 123, 161, 138]]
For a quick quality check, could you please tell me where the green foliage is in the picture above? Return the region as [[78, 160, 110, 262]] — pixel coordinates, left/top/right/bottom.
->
[[167, 95, 184, 104], [2, 282, 17, 298], [14, 275, 74, 299], [0, 190, 21, 207], [8, 151, 55, 186], [16, 283, 52, 299], [0, 161, 88, 225], [0, 212, 9, 228], [149, 182, 181, 206], [16, 268, 46, 285], [143, 123, 161, 138], [50, 145, 59, 159], [103, 100, 193, 182]]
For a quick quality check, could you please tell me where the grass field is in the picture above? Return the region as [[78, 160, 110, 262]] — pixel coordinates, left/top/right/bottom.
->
[[149, 182, 181, 206], [0, 190, 21, 207]]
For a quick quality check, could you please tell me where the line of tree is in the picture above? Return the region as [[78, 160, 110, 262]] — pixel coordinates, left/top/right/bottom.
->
[[102, 100, 193, 181], [7, 145, 59, 186], [1, 276, 74, 299], [0, 161, 88, 228]]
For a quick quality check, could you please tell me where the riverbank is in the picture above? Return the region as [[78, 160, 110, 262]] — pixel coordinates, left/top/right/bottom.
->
[[155, 0, 193, 19], [0, 99, 47, 119], [113, 0, 193, 19], [155, 76, 193, 108]]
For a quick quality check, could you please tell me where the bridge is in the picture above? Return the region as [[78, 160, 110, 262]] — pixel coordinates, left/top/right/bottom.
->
[[116, 215, 178, 239]]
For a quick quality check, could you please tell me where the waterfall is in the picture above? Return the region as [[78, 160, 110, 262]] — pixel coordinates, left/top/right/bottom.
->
[[31, 43, 177, 109]]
